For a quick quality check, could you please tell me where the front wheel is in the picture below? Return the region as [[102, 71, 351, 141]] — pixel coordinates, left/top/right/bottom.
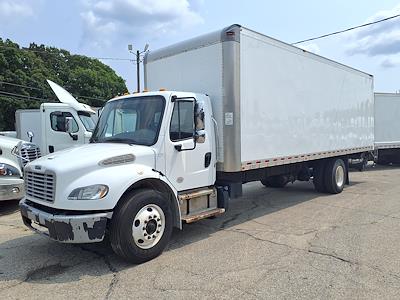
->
[[110, 189, 173, 263]]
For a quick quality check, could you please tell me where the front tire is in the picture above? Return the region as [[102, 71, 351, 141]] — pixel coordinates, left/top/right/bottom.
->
[[110, 189, 173, 264]]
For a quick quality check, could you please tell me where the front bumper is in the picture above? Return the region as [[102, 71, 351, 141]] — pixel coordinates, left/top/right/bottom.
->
[[0, 179, 24, 201], [20, 198, 112, 243]]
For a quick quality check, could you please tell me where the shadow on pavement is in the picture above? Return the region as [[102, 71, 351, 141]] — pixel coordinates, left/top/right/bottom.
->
[[0, 200, 20, 216]]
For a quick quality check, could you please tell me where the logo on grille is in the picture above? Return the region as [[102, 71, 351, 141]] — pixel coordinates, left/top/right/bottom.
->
[[34, 165, 41, 170]]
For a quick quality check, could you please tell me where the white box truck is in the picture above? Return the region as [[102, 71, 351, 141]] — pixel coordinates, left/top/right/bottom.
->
[[374, 92, 400, 164], [15, 80, 97, 155], [20, 25, 374, 263]]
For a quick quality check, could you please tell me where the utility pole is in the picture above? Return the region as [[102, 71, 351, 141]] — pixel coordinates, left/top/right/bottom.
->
[[136, 50, 140, 93], [128, 44, 149, 93]]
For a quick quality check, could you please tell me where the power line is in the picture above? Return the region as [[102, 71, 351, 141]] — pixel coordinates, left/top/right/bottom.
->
[[293, 13, 400, 45], [0, 80, 108, 102], [0, 90, 54, 102], [0, 44, 134, 62], [0, 81, 42, 91]]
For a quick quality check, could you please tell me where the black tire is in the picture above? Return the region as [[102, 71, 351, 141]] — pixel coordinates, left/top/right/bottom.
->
[[110, 189, 173, 264], [261, 175, 288, 188], [324, 159, 346, 194], [313, 163, 326, 193]]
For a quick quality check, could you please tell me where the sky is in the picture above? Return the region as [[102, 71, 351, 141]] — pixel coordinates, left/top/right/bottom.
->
[[1, 0, 400, 93]]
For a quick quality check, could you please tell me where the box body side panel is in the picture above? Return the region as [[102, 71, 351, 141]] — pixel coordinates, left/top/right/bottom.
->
[[239, 29, 374, 164], [374, 93, 400, 148]]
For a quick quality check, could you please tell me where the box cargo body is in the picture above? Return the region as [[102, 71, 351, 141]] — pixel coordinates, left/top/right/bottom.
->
[[144, 25, 374, 173], [16, 109, 42, 147], [374, 93, 400, 164], [374, 93, 400, 149]]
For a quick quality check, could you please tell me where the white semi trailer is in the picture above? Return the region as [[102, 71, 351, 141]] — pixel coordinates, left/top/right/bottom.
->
[[374, 92, 400, 164], [20, 25, 374, 263]]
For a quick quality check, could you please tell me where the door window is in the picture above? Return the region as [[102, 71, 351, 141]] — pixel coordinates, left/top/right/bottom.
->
[[170, 101, 194, 141], [50, 112, 79, 133]]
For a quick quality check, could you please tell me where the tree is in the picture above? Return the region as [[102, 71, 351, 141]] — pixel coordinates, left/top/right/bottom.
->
[[0, 38, 128, 130]]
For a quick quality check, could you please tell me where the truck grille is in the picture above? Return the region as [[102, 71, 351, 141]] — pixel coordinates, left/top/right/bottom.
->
[[20, 143, 41, 166], [25, 171, 55, 203]]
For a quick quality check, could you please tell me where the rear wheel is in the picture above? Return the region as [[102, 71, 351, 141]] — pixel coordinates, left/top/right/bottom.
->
[[110, 189, 173, 264], [324, 159, 346, 194], [261, 175, 289, 188]]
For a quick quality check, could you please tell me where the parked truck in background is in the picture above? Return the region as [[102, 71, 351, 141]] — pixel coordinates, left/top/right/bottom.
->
[[20, 24, 374, 263], [14, 80, 97, 155], [374, 93, 400, 164], [0, 136, 41, 201]]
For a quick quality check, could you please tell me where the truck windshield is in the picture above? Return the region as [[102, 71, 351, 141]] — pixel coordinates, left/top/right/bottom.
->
[[91, 96, 165, 146], [78, 112, 96, 132]]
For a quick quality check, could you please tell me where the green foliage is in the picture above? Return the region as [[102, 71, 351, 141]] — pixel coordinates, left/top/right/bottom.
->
[[0, 38, 128, 131]]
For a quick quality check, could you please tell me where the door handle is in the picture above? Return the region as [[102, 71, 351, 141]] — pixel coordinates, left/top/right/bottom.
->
[[204, 152, 212, 168]]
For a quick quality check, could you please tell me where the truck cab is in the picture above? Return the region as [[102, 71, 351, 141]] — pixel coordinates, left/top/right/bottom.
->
[[20, 91, 220, 263], [16, 80, 96, 155]]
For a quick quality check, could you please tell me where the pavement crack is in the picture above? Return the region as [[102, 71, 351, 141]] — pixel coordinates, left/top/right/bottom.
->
[[77, 246, 119, 300], [226, 228, 302, 250], [307, 249, 353, 264]]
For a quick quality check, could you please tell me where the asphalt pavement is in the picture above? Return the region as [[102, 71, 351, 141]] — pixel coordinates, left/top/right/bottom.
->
[[1, 165, 400, 299]]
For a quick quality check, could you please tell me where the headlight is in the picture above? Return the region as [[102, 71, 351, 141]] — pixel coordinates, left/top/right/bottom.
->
[[68, 184, 109, 200], [0, 163, 20, 177]]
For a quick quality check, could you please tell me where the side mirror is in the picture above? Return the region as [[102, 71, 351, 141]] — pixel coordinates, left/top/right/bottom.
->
[[65, 117, 74, 134], [27, 131, 34, 142]]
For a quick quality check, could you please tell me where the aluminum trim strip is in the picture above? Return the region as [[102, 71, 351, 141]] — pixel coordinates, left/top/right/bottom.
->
[[240, 146, 373, 171]]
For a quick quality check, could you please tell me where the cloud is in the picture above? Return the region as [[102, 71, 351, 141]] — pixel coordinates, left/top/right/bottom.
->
[[80, 0, 203, 48], [297, 43, 320, 54], [0, 0, 36, 20], [381, 55, 400, 68], [346, 4, 400, 58]]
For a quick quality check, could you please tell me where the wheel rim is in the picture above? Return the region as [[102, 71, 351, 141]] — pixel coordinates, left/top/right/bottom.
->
[[335, 165, 345, 187], [132, 204, 165, 249]]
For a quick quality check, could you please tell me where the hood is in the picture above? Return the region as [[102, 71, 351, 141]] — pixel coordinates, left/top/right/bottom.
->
[[27, 143, 156, 175], [0, 136, 22, 151], [47, 80, 95, 114]]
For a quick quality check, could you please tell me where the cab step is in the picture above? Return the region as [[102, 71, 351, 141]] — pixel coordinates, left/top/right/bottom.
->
[[178, 188, 214, 201], [182, 208, 225, 223]]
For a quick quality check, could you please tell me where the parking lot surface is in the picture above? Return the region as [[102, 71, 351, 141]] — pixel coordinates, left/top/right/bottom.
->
[[1, 165, 400, 299]]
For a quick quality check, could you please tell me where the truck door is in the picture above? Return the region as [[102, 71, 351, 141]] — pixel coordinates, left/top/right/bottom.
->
[[44, 108, 85, 154], [165, 97, 215, 191]]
